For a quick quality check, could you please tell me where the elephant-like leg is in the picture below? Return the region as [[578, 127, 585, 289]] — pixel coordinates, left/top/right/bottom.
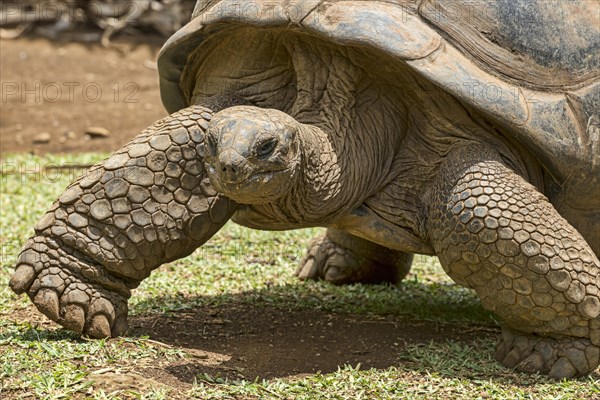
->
[[10, 105, 237, 337], [427, 144, 600, 379]]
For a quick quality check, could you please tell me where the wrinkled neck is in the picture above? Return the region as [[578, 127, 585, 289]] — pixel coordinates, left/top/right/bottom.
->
[[267, 122, 371, 224]]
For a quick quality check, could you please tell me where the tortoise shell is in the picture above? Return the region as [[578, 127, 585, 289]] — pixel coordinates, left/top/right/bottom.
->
[[157, 0, 600, 249]]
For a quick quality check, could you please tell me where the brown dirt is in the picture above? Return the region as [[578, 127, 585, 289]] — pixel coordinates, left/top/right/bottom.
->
[[0, 36, 168, 155], [130, 304, 493, 383]]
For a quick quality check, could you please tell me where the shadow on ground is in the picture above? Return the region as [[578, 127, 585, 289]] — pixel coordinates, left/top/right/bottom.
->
[[125, 287, 499, 383]]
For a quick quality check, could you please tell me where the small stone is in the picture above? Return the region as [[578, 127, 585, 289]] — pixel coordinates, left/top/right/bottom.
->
[[85, 126, 110, 139], [32, 132, 51, 144], [64, 130, 77, 140]]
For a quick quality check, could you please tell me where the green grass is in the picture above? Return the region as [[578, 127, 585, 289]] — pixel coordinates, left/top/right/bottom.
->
[[1, 153, 599, 399]]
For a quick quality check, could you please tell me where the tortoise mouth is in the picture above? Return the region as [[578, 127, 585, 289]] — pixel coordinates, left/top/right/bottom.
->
[[209, 165, 298, 204]]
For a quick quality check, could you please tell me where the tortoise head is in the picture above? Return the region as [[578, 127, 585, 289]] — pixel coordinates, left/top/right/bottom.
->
[[203, 106, 302, 204]]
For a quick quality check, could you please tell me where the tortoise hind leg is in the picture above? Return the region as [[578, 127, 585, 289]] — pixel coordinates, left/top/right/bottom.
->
[[426, 143, 600, 378], [296, 228, 413, 284], [10, 106, 237, 337]]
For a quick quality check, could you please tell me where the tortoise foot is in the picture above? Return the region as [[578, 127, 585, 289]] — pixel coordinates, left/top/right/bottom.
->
[[495, 328, 600, 379], [296, 229, 412, 285], [10, 237, 130, 338]]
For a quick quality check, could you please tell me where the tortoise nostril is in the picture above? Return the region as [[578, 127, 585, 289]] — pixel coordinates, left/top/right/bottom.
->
[[222, 165, 237, 173]]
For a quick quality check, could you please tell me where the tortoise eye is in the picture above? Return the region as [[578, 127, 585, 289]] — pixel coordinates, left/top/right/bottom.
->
[[256, 138, 277, 158]]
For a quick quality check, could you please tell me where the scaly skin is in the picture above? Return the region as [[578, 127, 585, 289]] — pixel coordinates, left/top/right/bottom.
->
[[426, 143, 600, 378], [296, 228, 413, 284], [9, 105, 237, 337]]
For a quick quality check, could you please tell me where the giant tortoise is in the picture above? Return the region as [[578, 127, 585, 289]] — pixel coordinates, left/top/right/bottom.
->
[[9, 0, 600, 378]]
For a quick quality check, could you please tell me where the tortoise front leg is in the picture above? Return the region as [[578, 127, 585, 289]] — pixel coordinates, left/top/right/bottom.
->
[[9, 105, 237, 337], [426, 143, 600, 378], [296, 228, 413, 284]]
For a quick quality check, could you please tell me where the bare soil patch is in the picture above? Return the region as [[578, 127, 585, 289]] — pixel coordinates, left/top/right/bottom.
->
[[130, 304, 495, 386], [1, 36, 167, 155]]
